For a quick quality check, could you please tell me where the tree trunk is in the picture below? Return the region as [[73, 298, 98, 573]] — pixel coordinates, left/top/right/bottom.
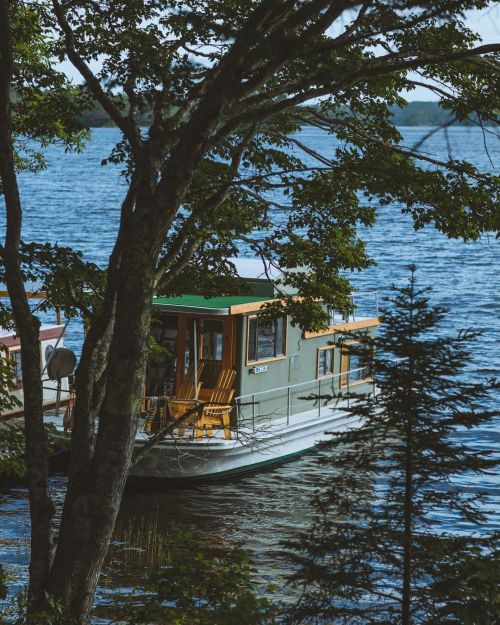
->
[[46, 215, 159, 623], [0, 0, 54, 614], [1, 4, 214, 616]]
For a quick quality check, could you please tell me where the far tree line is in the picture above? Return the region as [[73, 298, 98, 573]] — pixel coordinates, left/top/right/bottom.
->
[[79, 98, 498, 128]]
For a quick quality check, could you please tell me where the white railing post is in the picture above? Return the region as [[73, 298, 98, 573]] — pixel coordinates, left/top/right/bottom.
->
[[252, 394, 256, 433], [287, 387, 291, 425]]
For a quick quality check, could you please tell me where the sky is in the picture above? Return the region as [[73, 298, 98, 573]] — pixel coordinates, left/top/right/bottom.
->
[[59, 6, 500, 102], [406, 5, 500, 100]]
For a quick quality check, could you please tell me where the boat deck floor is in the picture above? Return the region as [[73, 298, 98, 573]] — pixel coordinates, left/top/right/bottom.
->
[[27, 395, 360, 448]]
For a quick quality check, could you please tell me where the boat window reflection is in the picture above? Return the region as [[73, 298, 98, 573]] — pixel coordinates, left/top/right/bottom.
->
[[247, 315, 287, 363], [318, 346, 335, 377], [200, 319, 224, 388], [340, 342, 373, 387]]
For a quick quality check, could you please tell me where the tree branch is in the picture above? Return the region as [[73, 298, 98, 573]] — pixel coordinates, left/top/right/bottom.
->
[[52, 0, 143, 153], [210, 43, 500, 145], [154, 125, 258, 287]]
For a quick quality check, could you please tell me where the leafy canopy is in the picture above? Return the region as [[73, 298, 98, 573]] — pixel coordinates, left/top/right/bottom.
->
[[4, 1, 500, 329]]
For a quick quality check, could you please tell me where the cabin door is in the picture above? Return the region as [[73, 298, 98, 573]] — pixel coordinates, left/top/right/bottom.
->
[[199, 319, 224, 389], [146, 314, 178, 396], [178, 316, 234, 399]]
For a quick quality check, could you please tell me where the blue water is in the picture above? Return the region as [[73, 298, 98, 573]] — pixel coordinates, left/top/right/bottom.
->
[[1, 126, 499, 606]]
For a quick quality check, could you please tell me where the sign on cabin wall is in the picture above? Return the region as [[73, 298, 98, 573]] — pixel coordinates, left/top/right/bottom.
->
[[251, 365, 268, 374]]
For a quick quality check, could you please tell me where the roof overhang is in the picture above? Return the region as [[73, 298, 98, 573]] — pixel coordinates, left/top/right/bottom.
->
[[152, 295, 277, 316], [303, 317, 381, 339], [153, 302, 231, 315]]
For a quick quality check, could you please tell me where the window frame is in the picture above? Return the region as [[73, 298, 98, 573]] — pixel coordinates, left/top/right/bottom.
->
[[317, 345, 335, 379], [339, 340, 374, 388], [246, 314, 288, 366], [10, 348, 23, 388]]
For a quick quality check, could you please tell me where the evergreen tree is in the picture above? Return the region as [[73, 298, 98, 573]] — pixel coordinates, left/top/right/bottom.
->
[[429, 539, 500, 624], [286, 266, 499, 625]]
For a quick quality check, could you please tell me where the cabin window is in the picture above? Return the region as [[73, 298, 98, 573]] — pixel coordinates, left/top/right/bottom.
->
[[317, 346, 335, 378], [247, 315, 287, 363], [11, 350, 22, 384], [201, 319, 224, 361], [340, 341, 373, 387]]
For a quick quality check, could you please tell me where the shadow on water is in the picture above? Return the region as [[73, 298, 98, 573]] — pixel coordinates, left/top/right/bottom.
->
[[98, 447, 328, 599], [125, 446, 322, 492]]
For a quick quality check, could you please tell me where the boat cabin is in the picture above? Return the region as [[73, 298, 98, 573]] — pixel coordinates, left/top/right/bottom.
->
[[145, 260, 380, 438], [0, 289, 73, 420], [0, 323, 70, 419]]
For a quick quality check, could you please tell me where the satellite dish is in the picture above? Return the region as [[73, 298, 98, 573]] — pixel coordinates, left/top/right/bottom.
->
[[47, 347, 77, 380]]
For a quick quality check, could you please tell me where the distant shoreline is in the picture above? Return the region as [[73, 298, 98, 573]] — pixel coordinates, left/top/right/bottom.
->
[[79, 101, 497, 128]]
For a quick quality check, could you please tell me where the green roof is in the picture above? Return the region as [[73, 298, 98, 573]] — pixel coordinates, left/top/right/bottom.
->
[[152, 294, 272, 314]]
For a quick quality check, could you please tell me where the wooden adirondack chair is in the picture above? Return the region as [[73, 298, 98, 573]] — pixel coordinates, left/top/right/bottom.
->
[[168, 362, 204, 435], [195, 369, 236, 440], [143, 397, 170, 434]]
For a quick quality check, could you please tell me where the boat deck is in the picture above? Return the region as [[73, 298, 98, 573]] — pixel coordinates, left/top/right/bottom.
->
[[135, 395, 362, 447]]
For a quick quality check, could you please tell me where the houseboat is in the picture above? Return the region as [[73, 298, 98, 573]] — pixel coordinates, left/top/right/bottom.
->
[[0, 290, 73, 420], [131, 259, 380, 481]]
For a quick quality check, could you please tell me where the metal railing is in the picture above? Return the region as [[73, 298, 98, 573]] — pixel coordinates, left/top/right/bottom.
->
[[328, 290, 379, 324], [234, 364, 376, 434]]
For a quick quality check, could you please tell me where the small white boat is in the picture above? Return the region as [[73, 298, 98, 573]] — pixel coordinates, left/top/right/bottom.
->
[[131, 259, 379, 481], [0, 290, 74, 421]]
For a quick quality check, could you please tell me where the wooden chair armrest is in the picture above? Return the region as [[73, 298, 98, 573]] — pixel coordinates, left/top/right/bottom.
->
[[201, 404, 232, 416]]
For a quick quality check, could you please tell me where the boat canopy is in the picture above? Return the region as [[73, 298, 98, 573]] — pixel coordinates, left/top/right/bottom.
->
[[152, 294, 275, 316]]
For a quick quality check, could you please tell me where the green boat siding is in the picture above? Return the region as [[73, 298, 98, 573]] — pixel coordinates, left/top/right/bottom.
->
[[234, 314, 377, 428]]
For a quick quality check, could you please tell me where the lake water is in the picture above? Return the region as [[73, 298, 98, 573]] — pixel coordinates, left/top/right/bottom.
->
[[0, 126, 499, 611]]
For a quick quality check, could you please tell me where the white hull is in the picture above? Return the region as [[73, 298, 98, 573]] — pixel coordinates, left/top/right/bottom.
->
[[131, 401, 362, 481]]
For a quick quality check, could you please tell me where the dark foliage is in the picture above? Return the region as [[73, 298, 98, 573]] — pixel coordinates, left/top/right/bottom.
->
[[0, 564, 6, 601], [106, 526, 277, 625], [286, 267, 499, 624], [1, 1, 499, 622]]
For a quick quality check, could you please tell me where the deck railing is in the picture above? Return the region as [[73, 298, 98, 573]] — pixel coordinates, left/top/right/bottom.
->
[[234, 365, 376, 434], [328, 290, 379, 324]]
